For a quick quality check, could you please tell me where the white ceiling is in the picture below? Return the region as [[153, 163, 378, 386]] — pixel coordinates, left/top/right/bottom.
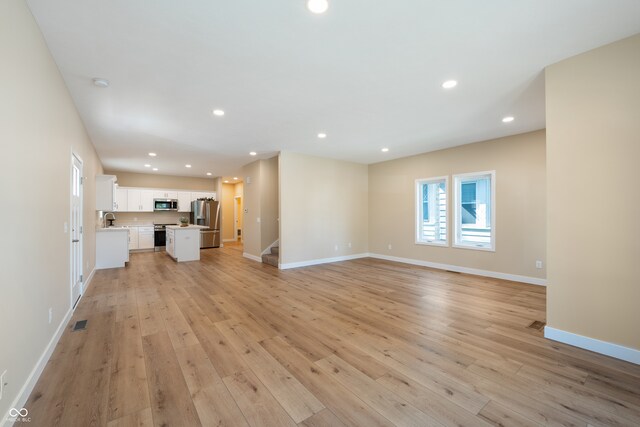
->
[[27, 0, 640, 178]]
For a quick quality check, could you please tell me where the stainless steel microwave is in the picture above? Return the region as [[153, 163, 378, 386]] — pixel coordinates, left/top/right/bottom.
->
[[154, 199, 178, 211]]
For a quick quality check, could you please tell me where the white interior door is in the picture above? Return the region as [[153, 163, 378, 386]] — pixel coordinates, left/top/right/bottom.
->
[[71, 154, 83, 308]]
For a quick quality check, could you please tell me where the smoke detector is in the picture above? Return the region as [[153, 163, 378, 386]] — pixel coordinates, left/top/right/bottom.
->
[[92, 78, 110, 88]]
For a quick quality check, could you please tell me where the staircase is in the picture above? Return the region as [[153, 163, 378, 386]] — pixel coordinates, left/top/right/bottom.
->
[[261, 246, 279, 267]]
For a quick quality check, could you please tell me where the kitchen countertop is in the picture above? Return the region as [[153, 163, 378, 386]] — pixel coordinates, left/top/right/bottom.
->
[[165, 225, 208, 230], [96, 227, 130, 232], [97, 223, 155, 230]]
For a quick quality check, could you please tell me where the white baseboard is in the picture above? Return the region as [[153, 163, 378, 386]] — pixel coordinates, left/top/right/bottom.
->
[[279, 253, 369, 270], [544, 326, 640, 365], [368, 253, 547, 286], [243, 252, 262, 262], [83, 268, 95, 294], [1, 307, 73, 427]]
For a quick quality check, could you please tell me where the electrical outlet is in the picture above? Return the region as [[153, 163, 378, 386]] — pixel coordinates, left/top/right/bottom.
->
[[334, 244, 338, 251], [48, 308, 53, 324], [536, 260, 543, 269], [256, 217, 261, 223], [64, 222, 68, 233], [348, 242, 352, 248], [388, 244, 392, 250], [1, 370, 7, 400]]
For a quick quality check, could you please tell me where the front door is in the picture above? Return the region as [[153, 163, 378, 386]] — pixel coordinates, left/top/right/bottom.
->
[[71, 154, 83, 308]]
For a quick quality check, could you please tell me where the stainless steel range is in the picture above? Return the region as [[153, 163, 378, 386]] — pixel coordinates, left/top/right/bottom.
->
[[154, 223, 175, 251]]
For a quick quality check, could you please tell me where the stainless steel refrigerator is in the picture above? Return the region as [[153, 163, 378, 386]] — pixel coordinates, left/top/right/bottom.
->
[[190, 199, 221, 248]]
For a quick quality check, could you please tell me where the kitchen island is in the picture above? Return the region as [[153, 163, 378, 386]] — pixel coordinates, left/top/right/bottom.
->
[[96, 227, 129, 269], [166, 225, 207, 262]]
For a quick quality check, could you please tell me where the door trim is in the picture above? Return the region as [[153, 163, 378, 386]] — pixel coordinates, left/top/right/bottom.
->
[[70, 151, 84, 310]]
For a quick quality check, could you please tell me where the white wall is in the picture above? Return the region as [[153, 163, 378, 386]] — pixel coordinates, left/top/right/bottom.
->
[[260, 156, 279, 251], [546, 33, 640, 351], [279, 151, 369, 266], [368, 130, 546, 282], [242, 157, 279, 258], [0, 0, 103, 419], [242, 160, 262, 257]]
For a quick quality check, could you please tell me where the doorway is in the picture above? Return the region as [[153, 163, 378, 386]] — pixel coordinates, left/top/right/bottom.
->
[[71, 154, 83, 308], [234, 196, 243, 242]]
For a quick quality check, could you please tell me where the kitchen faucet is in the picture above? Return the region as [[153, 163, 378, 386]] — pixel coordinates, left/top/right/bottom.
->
[[104, 212, 116, 228]]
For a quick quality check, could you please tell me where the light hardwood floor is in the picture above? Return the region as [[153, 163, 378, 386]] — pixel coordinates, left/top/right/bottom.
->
[[25, 243, 640, 426]]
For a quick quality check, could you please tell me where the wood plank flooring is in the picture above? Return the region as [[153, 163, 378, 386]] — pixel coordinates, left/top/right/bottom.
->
[[25, 243, 640, 426]]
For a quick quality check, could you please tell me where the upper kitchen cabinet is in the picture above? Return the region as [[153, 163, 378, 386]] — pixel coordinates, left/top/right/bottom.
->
[[127, 189, 154, 212], [191, 192, 217, 201], [177, 192, 192, 212], [96, 175, 117, 211], [115, 187, 128, 212], [153, 190, 178, 199]]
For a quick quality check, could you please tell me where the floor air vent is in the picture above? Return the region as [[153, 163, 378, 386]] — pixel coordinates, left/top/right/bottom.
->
[[528, 320, 546, 330], [72, 320, 88, 331]]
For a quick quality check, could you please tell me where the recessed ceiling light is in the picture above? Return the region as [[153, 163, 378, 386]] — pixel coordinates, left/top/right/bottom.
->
[[381, 148, 389, 152], [144, 164, 151, 168], [442, 80, 457, 89], [502, 116, 515, 123], [224, 180, 229, 183], [92, 78, 110, 88], [152, 168, 158, 171], [317, 133, 327, 139], [206, 172, 212, 176], [185, 164, 192, 168], [307, 0, 329, 14], [233, 177, 238, 180], [249, 151, 257, 156], [148, 152, 157, 157], [213, 109, 225, 116]]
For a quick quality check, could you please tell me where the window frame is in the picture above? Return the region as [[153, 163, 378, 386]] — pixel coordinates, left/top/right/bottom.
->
[[415, 176, 449, 247], [453, 170, 496, 252]]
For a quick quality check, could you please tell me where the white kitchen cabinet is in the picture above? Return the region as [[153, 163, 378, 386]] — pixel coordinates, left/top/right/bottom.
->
[[140, 190, 154, 211], [178, 192, 192, 212], [166, 225, 204, 262], [190, 192, 204, 202], [128, 226, 139, 250], [96, 175, 117, 211], [127, 189, 154, 212], [153, 190, 178, 199], [115, 187, 128, 212], [127, 190, 140, 212], [96, 228, 129, 269], [166, 228, 175, 258], [138, 226, 154, 249], [191, 191, 216, 201], [112, 186, 215, 212]]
